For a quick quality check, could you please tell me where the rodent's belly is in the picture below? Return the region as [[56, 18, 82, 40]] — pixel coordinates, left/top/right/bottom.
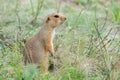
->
[[32, 47, 47, 63]]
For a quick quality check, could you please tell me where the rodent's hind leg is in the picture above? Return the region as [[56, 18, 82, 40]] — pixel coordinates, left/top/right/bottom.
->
[[40, 55, 48, 73]]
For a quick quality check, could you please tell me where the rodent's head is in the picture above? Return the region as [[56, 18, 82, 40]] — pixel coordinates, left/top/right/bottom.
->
[[45, 13, 66, 28]]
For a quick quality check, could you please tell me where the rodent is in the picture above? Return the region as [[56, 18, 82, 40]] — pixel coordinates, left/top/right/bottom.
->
[[23, 13, 66, 73]]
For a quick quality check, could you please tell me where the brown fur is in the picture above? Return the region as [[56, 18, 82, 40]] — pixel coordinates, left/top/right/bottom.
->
[[23, 13, 66, 73]]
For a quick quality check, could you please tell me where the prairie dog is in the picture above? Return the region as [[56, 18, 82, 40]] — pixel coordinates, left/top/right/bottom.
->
[[23, 13, 66, 73]]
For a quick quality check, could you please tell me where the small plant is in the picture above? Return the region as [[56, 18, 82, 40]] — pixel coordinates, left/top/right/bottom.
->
[[76, 0, 92, 5], [111, 1, 120, 24], [23, 65, 39, 80], [57, 67, 84, 80], [30, 0, 44, 25]]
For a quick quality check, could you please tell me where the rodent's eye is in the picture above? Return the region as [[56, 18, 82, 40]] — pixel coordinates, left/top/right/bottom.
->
[[54, 15, 59, 18]]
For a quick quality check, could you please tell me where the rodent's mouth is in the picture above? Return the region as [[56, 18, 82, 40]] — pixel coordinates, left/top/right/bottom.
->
[[60, 21, 65, 24]]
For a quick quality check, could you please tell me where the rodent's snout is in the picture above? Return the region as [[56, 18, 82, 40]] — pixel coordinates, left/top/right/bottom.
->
[[64, 17, 66, 20]]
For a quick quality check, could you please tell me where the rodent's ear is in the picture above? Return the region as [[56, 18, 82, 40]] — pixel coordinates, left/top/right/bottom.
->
[[46, 17, 50, 23]]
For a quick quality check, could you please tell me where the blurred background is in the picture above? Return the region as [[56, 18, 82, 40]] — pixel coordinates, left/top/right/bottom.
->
[[0, 0, 120, 80]]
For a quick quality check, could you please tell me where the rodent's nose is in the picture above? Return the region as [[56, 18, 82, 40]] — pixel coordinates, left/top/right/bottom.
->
[[64, 17, 66, 20]]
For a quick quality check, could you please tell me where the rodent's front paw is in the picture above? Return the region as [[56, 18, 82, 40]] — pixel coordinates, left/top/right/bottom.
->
[[51, 52, 55, 57], [49, 50, 55, 57]]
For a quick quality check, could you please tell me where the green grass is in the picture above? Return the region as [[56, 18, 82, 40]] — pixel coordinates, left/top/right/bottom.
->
[[0, 0, 120, 80]]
